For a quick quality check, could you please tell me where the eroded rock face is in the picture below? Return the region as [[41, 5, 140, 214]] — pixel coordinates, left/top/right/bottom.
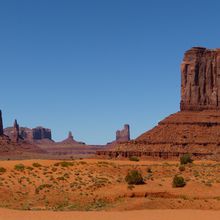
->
[[4, 126, 52, 142], [116, 124, 130, 142], [13, 120, 20, 143], [0, 111, 3, 136], [32, 127, 52, 140], [181, 47, 220, 111]]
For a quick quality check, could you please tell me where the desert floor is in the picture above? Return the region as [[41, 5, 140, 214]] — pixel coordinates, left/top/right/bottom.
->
[[0, 159, 220, 211], [1, 209, 220, 220]]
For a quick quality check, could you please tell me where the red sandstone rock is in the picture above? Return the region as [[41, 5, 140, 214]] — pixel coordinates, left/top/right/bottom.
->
[[59, 131, 80, 144], [181, 47, 220, 111], [13, 119, 20, 143], [97, 47, 220, 160], [32, 127, 52, 140], [0, 110, 3, 136], [116, 124, 130, 142], [4, 126, 52, 142]]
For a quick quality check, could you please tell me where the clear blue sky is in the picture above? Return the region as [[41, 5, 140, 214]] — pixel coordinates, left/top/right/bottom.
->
[[1, 0, 220, 144]]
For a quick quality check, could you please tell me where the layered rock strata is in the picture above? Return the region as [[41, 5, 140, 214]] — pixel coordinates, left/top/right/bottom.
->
[[181, 47, 220, 111]]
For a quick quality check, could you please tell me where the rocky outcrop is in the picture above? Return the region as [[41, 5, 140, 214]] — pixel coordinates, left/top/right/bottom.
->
[[20, 127, 33, 141], [0, 110, 3, 136], [181, 47, 220, 111], [13, 120, 20, 143], [59, 131, 80, 144], [116, 124, 130, 142], [32, 127, 52, 140], [4, 126, 52, 142]]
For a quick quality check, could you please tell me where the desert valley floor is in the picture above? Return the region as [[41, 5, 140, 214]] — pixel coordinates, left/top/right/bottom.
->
[[0, 159, 220, 212]]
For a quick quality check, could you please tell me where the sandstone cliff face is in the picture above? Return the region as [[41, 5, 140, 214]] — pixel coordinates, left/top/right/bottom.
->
[[4, 126, 52, 142], [0, 111, 3, 136], [13, 120, 20, 143], [181, 47, 220, 111], [116, 124, 130, 142], [32, 127, 52, 140]]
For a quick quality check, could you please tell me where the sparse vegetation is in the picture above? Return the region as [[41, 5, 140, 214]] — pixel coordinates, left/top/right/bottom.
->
[[0, 159, 220, 211], [180, 154, 193, 165], [32, 162, 42, 168], [35, 184, 52, 194], [54, 161, 74, 167], [129, 156, 140, 162], [172, 175, 186, 188], [14, 164, 25, 171], [0, 167, 6, 174], [125, 170, 144, 185]]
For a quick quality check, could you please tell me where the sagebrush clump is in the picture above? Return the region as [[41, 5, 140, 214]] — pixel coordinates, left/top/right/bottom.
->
[[180, 154, 193, 165], [125, 170, 144, 185], [172, 175, 186, 188], [129, 156, 140, 162]]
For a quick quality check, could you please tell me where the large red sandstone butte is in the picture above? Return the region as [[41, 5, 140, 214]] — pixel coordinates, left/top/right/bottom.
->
[[97, 47, 220, 160]]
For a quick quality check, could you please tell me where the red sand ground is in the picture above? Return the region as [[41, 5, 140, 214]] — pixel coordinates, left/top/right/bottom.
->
[[0, 209, 220, 220]]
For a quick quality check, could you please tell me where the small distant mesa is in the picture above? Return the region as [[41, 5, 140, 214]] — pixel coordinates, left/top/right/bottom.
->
[[116, 124, 130, 142]]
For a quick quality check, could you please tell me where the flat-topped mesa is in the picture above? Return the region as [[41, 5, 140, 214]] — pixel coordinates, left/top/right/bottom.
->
[[116, 124, 130, 142], [32, 127, 52, 140], [181, 47, 220, 111], [0, 110, 3, 135]]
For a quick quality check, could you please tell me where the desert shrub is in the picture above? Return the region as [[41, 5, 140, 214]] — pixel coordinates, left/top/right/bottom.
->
[[179, 165, 185, 172], [51, 167, 57, 172], [54, 161, 74, 167], [172, 175, 186, 188], [147, 168, 152, 173], [125, 170, 144, 185], [14, 164, 25, 171], [129, 156, 140, 162], [180, 154, 193, 165], [0, 167, 6, 174], [57, 176, 65, 181], [32, 162, 42, 168], [26, 166, 33, 171], [35, 184, 52, 194]]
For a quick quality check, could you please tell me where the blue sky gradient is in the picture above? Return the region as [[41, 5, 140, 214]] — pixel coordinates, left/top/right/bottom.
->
[[1, 0, 220, 144]]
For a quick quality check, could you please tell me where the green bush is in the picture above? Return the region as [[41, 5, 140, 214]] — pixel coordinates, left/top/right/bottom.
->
[[35, 184, 52, 194], [172, 175, 186, 188], [180, 154, 193, 165], [14, 164, 25, 171], [54, 161, 74, 167], [0, 167, 6, 174], [32, 162, 42, 168], [125, 170, 144, 185], [129, 156, 140, 162]]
